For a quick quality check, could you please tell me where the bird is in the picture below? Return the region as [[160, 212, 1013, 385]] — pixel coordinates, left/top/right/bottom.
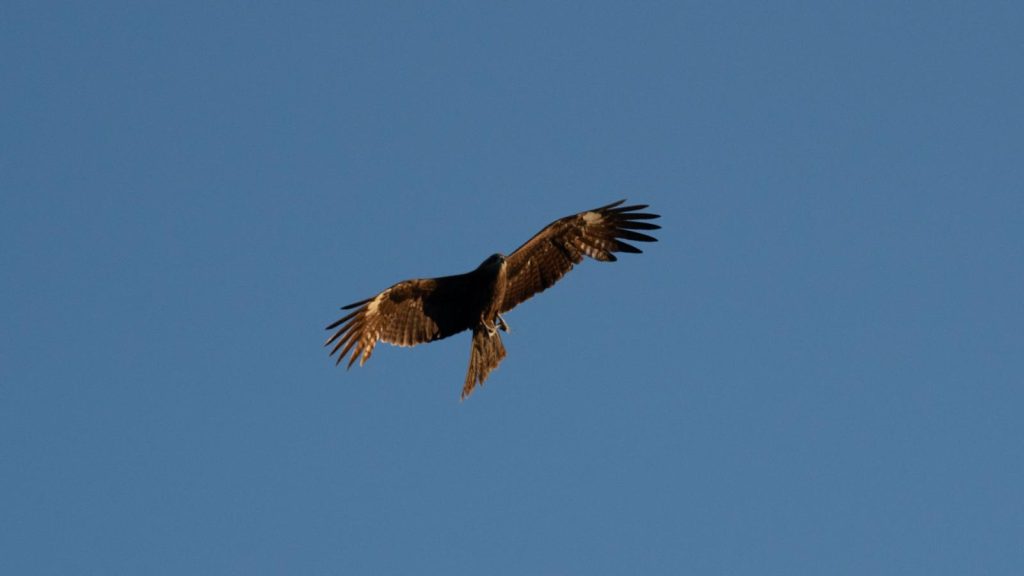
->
[[325, 199, 660, 399]]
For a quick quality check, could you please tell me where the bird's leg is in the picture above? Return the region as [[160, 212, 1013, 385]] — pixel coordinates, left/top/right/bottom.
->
[[483, 313, 510, 337]]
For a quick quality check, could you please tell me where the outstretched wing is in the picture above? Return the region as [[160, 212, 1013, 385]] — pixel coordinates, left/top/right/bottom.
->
[[500, 199, 660, 313], [325, 275, 478, 369]]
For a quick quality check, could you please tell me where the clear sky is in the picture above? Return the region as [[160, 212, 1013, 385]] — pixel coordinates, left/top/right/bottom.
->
[[3, 1, 1022, 574]]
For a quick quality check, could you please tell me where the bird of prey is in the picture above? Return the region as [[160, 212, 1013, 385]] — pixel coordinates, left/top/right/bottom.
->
[[325, 199, 660, 399]]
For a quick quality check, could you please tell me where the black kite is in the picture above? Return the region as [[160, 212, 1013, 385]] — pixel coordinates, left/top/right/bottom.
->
[[325, 199, 660, 399]]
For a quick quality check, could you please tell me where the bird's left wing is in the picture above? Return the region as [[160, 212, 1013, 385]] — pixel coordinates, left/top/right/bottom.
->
[[500, 199, 660, 314]]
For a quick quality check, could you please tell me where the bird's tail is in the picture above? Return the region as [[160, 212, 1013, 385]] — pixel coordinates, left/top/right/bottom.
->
[[463, 327, 507, 400]]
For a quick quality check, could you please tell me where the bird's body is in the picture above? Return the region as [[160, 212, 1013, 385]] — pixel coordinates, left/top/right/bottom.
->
[[325, 200, 660, 399]]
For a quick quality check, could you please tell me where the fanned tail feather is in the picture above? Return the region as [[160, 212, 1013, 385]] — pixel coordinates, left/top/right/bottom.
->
[[462, 328, 507, 400]]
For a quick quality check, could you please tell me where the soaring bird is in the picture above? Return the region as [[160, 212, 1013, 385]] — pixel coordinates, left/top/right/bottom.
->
[[325, 199, 660, 399]]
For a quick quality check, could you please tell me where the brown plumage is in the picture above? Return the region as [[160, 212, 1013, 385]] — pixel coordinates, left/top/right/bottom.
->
[[325, 199, 660, 399]]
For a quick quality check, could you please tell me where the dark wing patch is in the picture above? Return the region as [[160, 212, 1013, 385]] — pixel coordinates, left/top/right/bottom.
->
[[324, 276, 475, 368], [500, 199, 660, 313]]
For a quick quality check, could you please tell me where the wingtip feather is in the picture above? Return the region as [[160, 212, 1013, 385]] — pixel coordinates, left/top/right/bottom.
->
[[616, 230, 658, 243], [615, 241, 642, 254], [341, 297, 373, 311]]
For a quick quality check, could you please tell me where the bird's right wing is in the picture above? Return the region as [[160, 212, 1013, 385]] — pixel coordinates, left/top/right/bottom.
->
[[325, 276, 474, 369]]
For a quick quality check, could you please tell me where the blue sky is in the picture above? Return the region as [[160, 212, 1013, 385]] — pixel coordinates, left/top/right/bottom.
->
[[3, 1, 1022, 574]]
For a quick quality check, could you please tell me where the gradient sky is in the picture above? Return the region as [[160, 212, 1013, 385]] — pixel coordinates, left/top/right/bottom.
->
[[3, 2, 1022, 574]]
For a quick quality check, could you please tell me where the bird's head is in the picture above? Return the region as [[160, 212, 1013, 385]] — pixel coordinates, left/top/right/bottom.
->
[[478, 253, 506, 270]]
